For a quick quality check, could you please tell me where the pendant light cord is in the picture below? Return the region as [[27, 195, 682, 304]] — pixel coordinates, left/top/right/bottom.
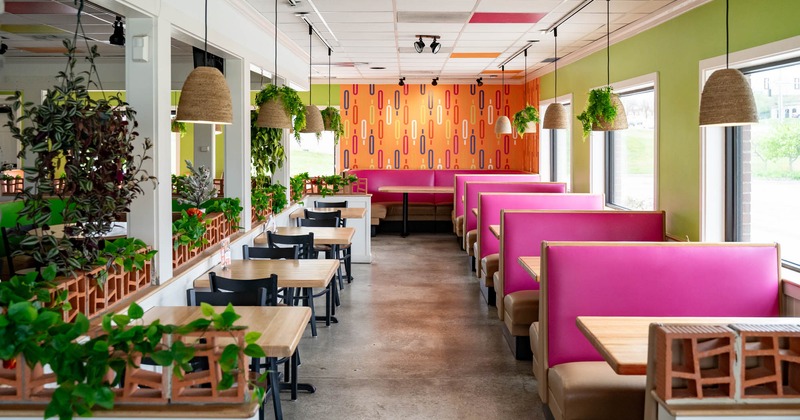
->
[[523, 49, 528, 104], [328, 48, 332, 108], [725, 0, 729, 68], [308, 24, 312, 104], [274, 0, 278, 86], [606, 0, 610, 87], [554, 27, 558, 96], [501, 65, 505, 110], [204, 0, 208, 66]]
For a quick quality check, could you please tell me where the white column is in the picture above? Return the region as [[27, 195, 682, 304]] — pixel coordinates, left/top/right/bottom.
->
[[125, 16, 173, 283], [193, 124, 215, 175], [224, 58, 251, 231]]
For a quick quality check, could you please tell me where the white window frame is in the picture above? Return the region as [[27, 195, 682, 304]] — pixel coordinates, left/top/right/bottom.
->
[[538, 93, 573, 188], [588, 72, 660, 209], [699, 35, 800, 242]]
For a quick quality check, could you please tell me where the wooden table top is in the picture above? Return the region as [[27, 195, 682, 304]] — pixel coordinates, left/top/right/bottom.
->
[[518, 256, 541, 282], [33, 222, 127, 239], [289, 207, 366, 219], [194, 259, 338, 289], [489, 224, 501, 239], [576, 316, 800, 376], [254, 226, 355, 246], [378, 186, 454, 194], [471, 208, 478, 217], [142, 306, 311, 358]]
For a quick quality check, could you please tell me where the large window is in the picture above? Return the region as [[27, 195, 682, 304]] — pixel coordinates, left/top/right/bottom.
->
[[290, 124, 337, 177], [539, 102, 572, 190], [604, 88, 656, 210], [726, 59, 800, 268]]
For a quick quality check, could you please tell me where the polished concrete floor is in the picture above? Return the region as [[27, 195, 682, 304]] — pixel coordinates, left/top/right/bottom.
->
[[276, 233, 543, 419]]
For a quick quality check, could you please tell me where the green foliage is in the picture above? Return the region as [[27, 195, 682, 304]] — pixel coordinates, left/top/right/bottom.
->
[[93, 237, 157, 285], [263, 183, 288, 214], [3, 39, 156, 275], [289, 172, 310, 203], [255, 84, 307, 142], [172, 209, 209, 250], [512, 105, 539, 136], [0, 266, 260, 420], [176, 160, 217, 209], [203, 197, 243, 229], [756, 120, 800, 170], [251, 188, 272, 221], [321, 107, 344, 144], [317, 174, 358, 197], [171, 119, 187, 137], [250, 110, 285, 187], [576, 86, 618, 138]]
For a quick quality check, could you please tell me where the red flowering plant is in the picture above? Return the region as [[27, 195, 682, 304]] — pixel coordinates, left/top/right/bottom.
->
[[172, 209, 209, 251]]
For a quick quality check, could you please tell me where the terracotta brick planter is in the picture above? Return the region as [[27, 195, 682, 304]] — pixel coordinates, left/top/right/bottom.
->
[[114, 353, 170, 404], [0, 358, 23, 401], [48, 274, 85, 322], [0, 177, 23, 196], [733, 324, 800, 398], [171, 329, 247, 404]]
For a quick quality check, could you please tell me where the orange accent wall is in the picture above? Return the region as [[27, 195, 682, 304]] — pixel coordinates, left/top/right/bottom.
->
[[339, 82, 539, 172]]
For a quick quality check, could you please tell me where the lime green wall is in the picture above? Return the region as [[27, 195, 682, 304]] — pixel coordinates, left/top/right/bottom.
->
[[538, 0, 800, 240]]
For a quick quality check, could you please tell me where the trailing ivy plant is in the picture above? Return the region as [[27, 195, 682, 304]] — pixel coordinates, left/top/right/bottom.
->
[[91, 237, 157, 286], [171, 119, 187, 137], [512, 105, 539, 136], [264, 183, 288, 214], [172, 209, 209, 251], [289, 172, 311, 203], [576, 86, 618, 138], [321, 107, 344, 144], [0, 265, 265, 420], [250, 109, 284, 187], [177, 160, 217, 209], [317, 174, 358, 197], [4, 38, 156, 275], [255, 84, 306, 142], [203, 197, 243, 229], [251, 188, 273, 222]]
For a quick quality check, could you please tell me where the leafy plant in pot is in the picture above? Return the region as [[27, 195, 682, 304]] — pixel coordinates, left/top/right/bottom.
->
[[255, 84, 306, 141], [321, 107, 344, 144], [576, 86, 620, 138], [512, 105, 539, 136], [250, 110, 285, 188], [177, 160, 217, 209]]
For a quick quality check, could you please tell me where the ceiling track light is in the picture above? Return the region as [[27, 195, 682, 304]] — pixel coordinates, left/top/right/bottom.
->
[[431, 77, 439, 86], [399, 77, 406, 86], [414, 35, 442, 54], [0, 42, 7, 55], [476, 77, 483, 86], [109, 16, 125, 46]]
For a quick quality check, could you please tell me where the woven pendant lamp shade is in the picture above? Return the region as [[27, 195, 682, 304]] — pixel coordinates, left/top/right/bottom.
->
[[495, 116, 512, 135], [592, 94, 629, 131], [301, 105, 324, 133], [543, 103, 569, 129], [257, 99, 292, 128], [176, 67, 233, 124], [700, 68, 758, 126]]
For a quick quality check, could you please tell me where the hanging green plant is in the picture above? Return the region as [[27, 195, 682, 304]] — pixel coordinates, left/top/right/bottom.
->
[[321, 107, 344, 144], [250, 110, 285, 187], [171, 119, 187, 137], [512, 105, 539, 136], [576, 86, 618, 138], [255, 84, 306, 141]]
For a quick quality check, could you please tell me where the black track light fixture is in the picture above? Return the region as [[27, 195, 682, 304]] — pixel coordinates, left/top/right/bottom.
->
[[399, 77, 405, 86], [431, 77, 439, 86], [430, 38, 441, 54], [414, 37, 425, 53], [476, 77, 483, 86], [109, 16, 125, 46]]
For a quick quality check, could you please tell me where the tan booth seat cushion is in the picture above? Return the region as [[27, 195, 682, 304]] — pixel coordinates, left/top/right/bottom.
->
[[480, 253, 498, 287], [547, 362, 646, 420], [495, 271, 504, 319], [530, 322, 541, 379], [503, 290, 539, 336], [455, 215, 465, 238], [371, 203, 387, 226], [465, 229, 477, 256], [385, 202, 436, 221]]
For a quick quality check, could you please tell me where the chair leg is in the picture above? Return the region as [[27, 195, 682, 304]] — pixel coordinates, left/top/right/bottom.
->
[[304, 287, 317, 337], [345, 247, 352, 282], [268, 358, 283, 420]]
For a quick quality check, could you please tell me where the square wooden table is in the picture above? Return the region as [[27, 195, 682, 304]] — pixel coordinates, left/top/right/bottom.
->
[[253, 226, 355, 246], [377, 186, 453, 237], [471, 207, 478, 217], [518, 256, 541, 282], [489, 224, 501, 239]]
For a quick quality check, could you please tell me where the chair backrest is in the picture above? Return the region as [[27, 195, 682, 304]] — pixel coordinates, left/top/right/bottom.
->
[[242, 244, 299, 260], [304, 209, 345, 227], [315, 200, 348, 208], [208, 272, 279, 306], [299, 217, 339, 228], [267, 231, 315, 259], [186, 287, 270, 306]]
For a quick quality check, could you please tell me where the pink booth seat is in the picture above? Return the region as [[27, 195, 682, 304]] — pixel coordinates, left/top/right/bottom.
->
[[453, 173, 536, 218], [434, 170, 524, 205], [497, 210, 665, 360], [473, 192, 600, 307], [347, 169, 436, 204], [537, 242, 781, 420]]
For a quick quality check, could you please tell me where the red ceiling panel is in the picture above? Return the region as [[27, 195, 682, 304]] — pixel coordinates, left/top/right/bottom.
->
[[469, 13, 546, 24]]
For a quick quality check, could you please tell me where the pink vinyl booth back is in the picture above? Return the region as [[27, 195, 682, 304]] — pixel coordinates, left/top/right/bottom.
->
[[500, 211, 666, 296], [434, 170, 524, 205], [465, 183, 565, 235], [476, 193, 603, 261], [454, 174, 540, 219], [347, 169, 435, 204], [542, 242, 781, 368]]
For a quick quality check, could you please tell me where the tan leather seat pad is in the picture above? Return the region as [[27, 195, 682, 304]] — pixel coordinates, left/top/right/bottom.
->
[[481, 253, 499, 287], [455, 215, 464, 237], [371, 203, 387, 219], [547, 362, 646, 420], [503, 290, 539, 336], [465, 230, 477, 256], [530, 322, 540, 378]]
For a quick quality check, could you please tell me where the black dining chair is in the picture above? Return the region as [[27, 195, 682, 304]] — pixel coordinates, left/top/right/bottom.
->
[[208, 273, 279, 306], [243, 244, 299, 260], [304, 209, 353, 284], [314, 200, 348, 209], [186, 287, 280, 420], [297, 217, 345, 293]]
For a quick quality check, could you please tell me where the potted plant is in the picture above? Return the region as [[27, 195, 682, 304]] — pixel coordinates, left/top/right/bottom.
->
[[255, 85, 306, 141], [576, 86, 619, 138], [172, 208, 209, 252], [289, 172, 311, 203], [171, 119, 187, 137], [176, 160, 217, 209], [512, 105, 540, 136], [321, 107, 344, 144], [264, 183, 288, 214], [203, 197, 243, 231], [317, 174, 358, 197], [250, 110, 285, 187]]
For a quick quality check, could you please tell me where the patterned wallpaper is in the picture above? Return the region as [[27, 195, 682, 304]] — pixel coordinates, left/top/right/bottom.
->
[[339, 80, 539, 172]]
